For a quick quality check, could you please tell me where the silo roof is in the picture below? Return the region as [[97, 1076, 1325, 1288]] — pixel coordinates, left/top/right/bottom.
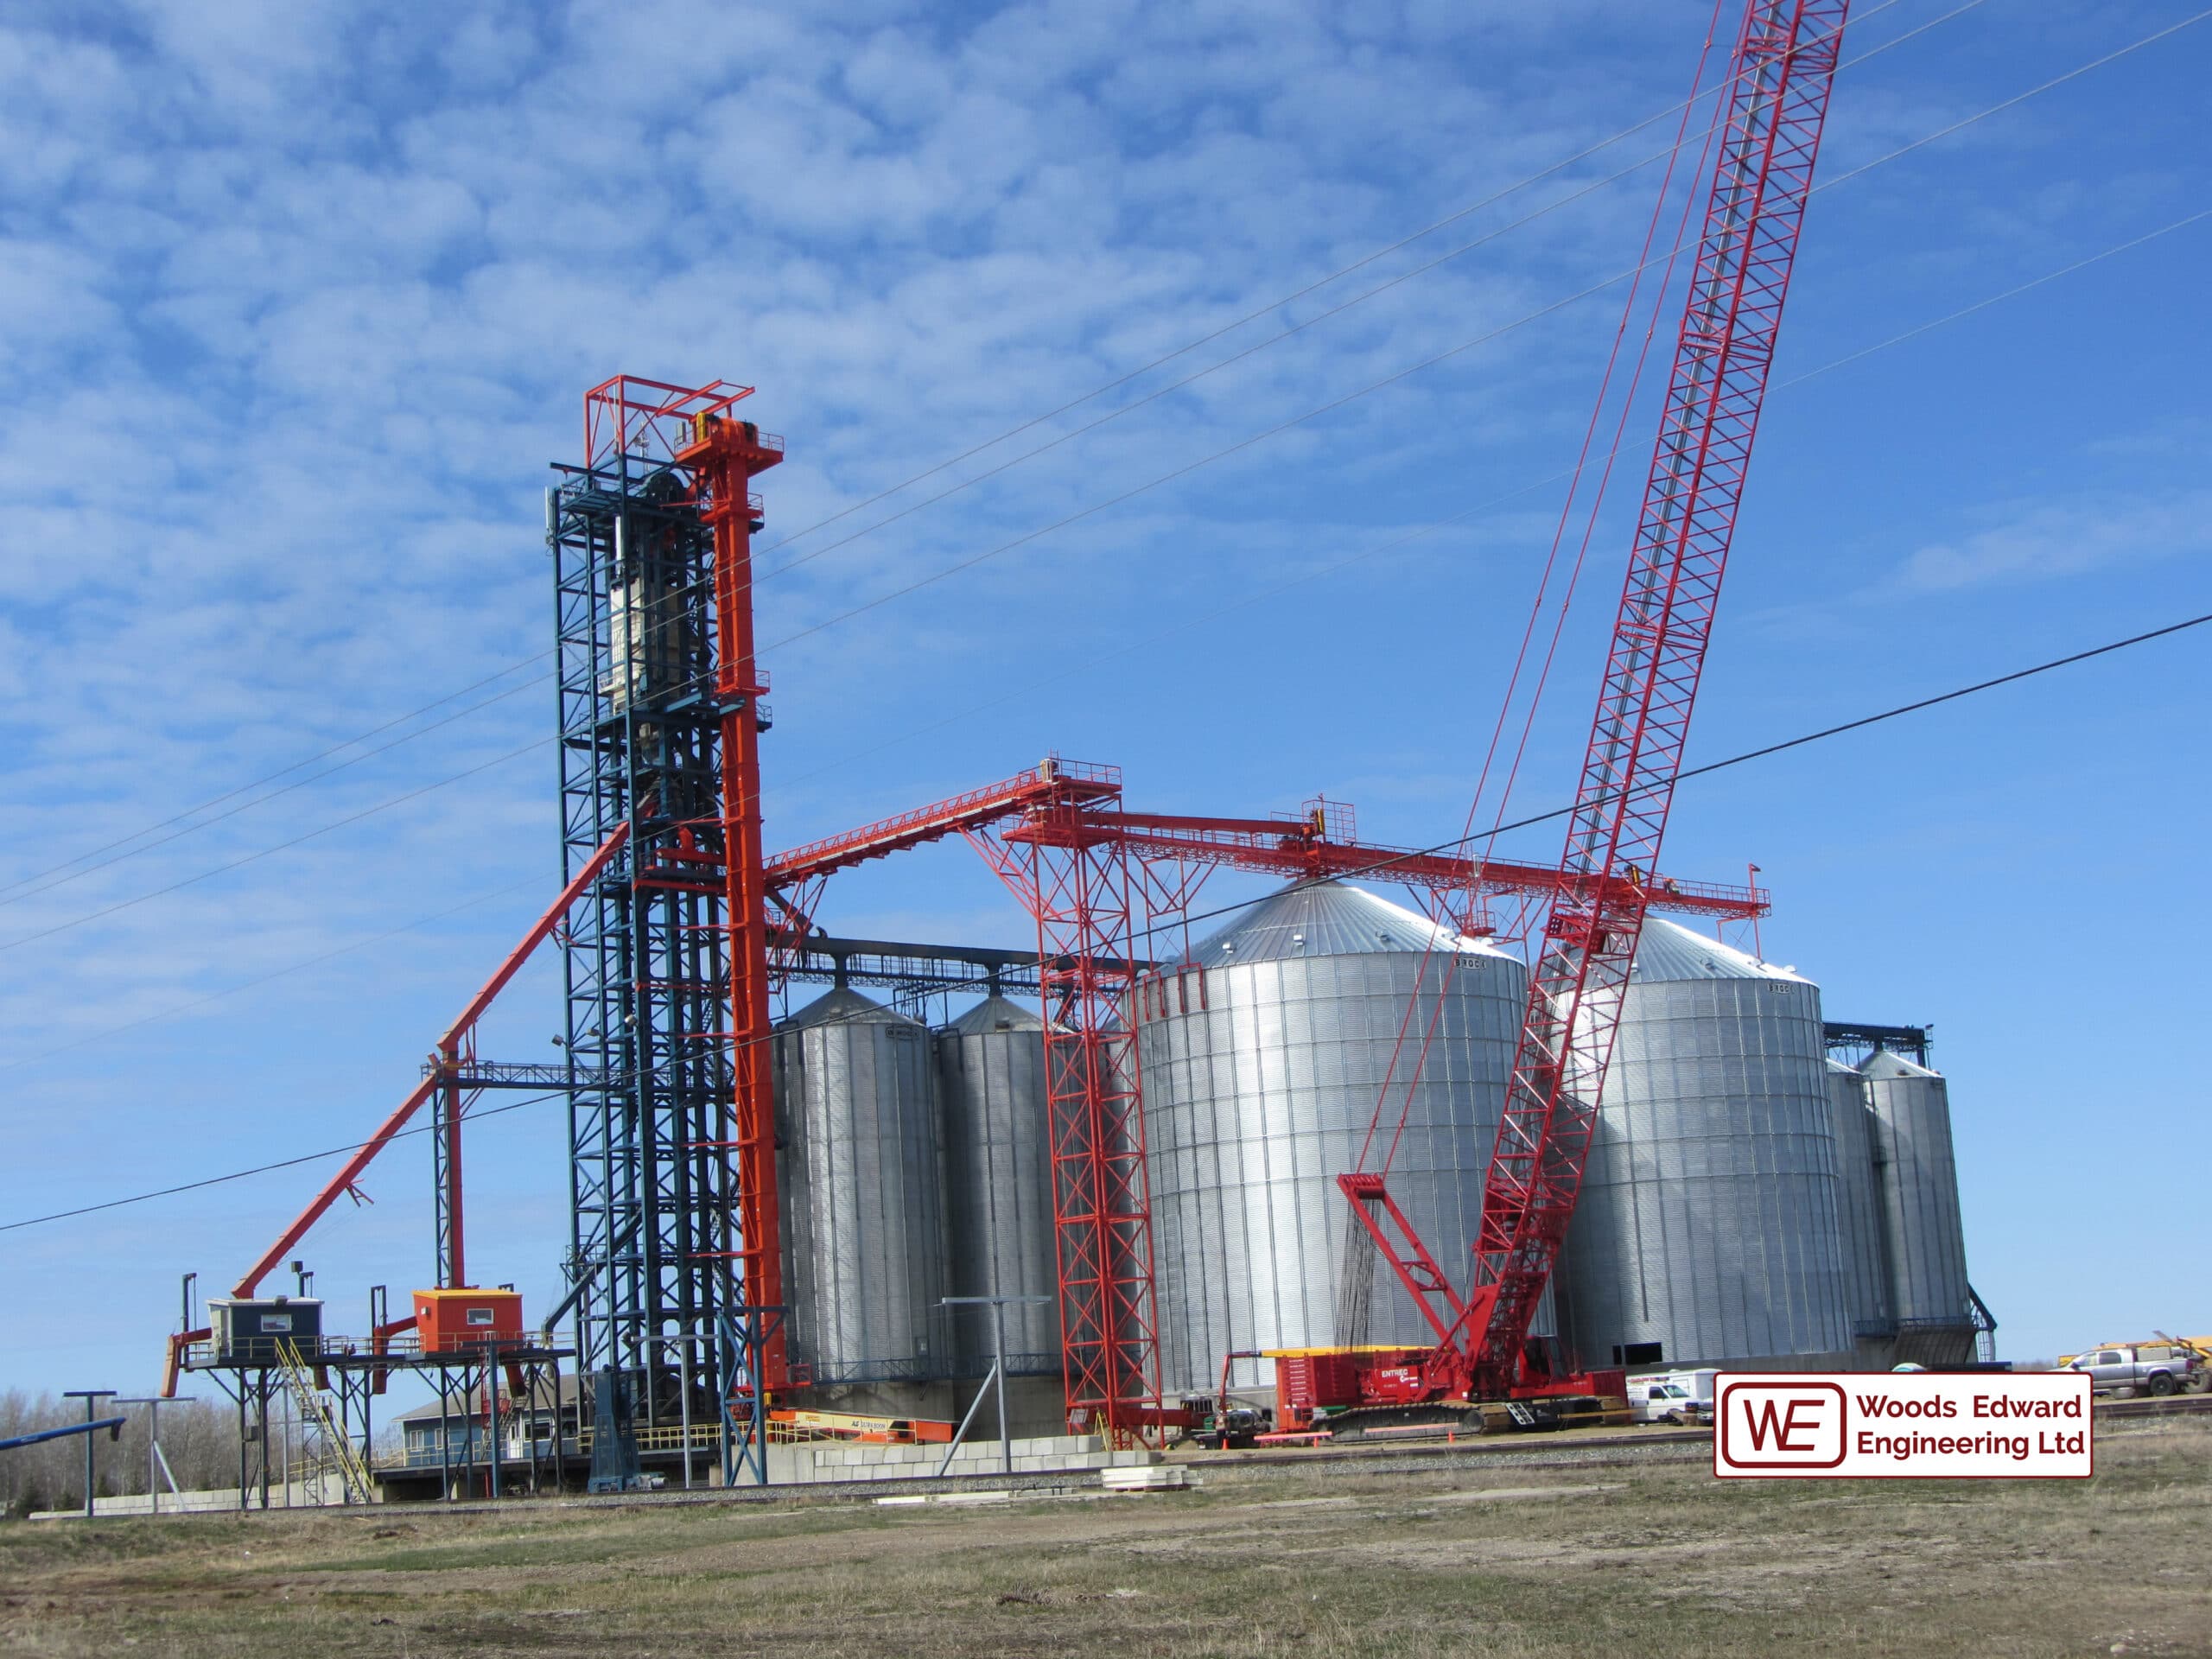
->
[[941, 994, 1042, 1035], [1630, 915, 1811, 985], [780, 985, 923, 1031], [1860, 1048, 1941, 1081], [1826, 1057, 1861, 1077], [1179, 880, 1515, 966]]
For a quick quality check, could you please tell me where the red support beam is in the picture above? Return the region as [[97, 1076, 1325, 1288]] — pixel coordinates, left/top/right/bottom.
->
[[766, 760, 1121, 888], [1046, 811, 1768, 922], [966, 815, 1166, 1448]]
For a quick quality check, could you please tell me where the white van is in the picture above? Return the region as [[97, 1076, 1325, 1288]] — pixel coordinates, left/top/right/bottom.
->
[[1628, 1369, 1718, 1425]]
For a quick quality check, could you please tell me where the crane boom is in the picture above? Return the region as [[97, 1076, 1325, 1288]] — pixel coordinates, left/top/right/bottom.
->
[[1465, 0, 1849, 1397], [1341, 0, 1851, 1407]]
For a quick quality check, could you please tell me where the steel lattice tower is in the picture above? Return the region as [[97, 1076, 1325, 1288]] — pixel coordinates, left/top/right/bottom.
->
[[549, 378, 782, 1451]]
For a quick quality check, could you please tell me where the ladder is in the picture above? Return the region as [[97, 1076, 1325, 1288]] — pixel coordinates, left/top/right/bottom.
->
[[274, 1339, 373, 1504]]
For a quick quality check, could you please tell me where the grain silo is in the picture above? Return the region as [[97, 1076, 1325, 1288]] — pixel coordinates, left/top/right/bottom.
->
[[1826, 1057, 1895, 1364], [773, 986, 950, 1388], [1863, 1049, 1976, 1366], [935, 995, 1058, 1379], [1556, 918, 1853, 1372], [1134, 881, 1527, 1398]]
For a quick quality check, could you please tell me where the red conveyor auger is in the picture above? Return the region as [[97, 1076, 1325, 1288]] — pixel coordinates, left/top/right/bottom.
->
[[1339, 0, 1850, 1406], [160, 824, 632, 1397]]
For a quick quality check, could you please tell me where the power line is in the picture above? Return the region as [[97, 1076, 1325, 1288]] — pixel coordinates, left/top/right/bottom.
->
[[0, 0, 1957, 894], [0, 878, 549, 1077], [0, 741, 543, 958], [0, 1091, 569, 1235], [6, 605, 2204, 1237], [0, 676, 543, 913], [0, 658, 545, 908], [746, 0, 1936, 569], [747, 201, 2212, 802], [748, 0, 1986, 592], [0, 999, 926, 1236], [3, 190, 2200, 963], [759, 10, 2209, 655], [1133, 609, 2212, 947]]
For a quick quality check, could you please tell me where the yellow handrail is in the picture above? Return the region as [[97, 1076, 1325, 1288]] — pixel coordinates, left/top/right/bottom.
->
[[274, 1339, 373, 1503]]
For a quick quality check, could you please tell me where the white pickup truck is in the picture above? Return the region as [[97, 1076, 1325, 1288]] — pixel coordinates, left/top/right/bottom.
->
[[2065, 1342, 2206, 1397]]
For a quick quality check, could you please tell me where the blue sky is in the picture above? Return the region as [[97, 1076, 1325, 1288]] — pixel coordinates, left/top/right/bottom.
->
[[2, 0, 2207, 1400]]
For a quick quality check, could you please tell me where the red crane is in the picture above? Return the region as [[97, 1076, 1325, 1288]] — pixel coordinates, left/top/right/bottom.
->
[[1325, 0, 1851, 1422]]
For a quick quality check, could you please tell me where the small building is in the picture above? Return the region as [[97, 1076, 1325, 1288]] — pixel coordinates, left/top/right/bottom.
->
[[207, 1296, 325, 1363], [379, 1373, 582, 1501]]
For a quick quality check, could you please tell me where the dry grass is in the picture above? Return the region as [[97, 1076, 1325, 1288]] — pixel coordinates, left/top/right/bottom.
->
[[3, 1418, 2207, 1656]]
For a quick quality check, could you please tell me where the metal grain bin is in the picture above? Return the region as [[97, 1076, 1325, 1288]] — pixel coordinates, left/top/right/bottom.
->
[[1826, 1058, 1895, 1357], [935, 995, 1058, 1379], [773, 987, 950, 1382], [1557, 918, 1853, 1371], [1134, 882, 1527, 1397], [1862, 1049, 1975, 1366]]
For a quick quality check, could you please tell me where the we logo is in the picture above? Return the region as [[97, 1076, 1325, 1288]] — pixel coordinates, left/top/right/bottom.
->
[[1716, 1381, 1847, 1470]]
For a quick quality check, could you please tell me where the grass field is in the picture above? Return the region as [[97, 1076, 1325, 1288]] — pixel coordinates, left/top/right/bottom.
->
[[2, 1418, 2206, 1656]]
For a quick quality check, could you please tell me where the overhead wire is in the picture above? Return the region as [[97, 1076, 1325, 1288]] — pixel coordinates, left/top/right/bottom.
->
[[3, 187, 2201, 967], [755, 6, 2207, 657], [1357, 0, 1731, 1184], [743, 0, 1933, 569], [747, 0, 1985, 591], [6, 606, 2206, 1236], [0, 0, 1960, 895]]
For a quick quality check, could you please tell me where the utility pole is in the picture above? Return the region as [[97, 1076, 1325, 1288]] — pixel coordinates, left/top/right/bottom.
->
[[61, 1390, 117, 1518]]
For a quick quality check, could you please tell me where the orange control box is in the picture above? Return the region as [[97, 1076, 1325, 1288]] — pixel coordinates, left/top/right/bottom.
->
[[412, 1287, 524, 1353]]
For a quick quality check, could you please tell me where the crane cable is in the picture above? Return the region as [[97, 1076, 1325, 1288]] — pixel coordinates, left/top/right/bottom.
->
[[0, 194, 2203, 964], [0, 0, 1974, 912], [1357, 0, 1732, 1183], [3, 604, 2205, 1236]]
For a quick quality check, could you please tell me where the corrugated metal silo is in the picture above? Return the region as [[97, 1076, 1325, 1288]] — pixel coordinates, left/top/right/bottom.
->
[[1557, 918, 1853, 1371], [1863, 1049, 1975, 1366], [1134, 882, 1528, 1397], [935, 995, 1058, 1378], [1826, 1057, 1894, 1357], [773, 986, 950, 1382]]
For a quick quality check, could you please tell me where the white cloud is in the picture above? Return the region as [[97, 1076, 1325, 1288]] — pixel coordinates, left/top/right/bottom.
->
[[1894, 492, 2212, 593]]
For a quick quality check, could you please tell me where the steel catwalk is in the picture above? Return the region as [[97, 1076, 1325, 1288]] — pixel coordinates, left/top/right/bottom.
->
[[935, 996, 1059, 1378], [773, 988, 950, 1383], [1557, 918, 1853, 1371], [1825, 1057, 1895, 1356], [1135, 883, 1527, 1397], [1862, 1050, 1975, 1366]]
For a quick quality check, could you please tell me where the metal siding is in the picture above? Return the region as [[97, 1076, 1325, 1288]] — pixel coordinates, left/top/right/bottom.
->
[[1826, 1060, 1893, 1339], [1137, 886, 1526, 1397], [773, 988, 950, 1382], [1864, 1053, 1974, 1352], [933, 998, 1058, 1376], [1559, 968, 1853, 1370]]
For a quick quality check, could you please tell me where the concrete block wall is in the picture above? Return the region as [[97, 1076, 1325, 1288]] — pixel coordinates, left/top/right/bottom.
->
[[763, 1433, 1158, 1485]]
